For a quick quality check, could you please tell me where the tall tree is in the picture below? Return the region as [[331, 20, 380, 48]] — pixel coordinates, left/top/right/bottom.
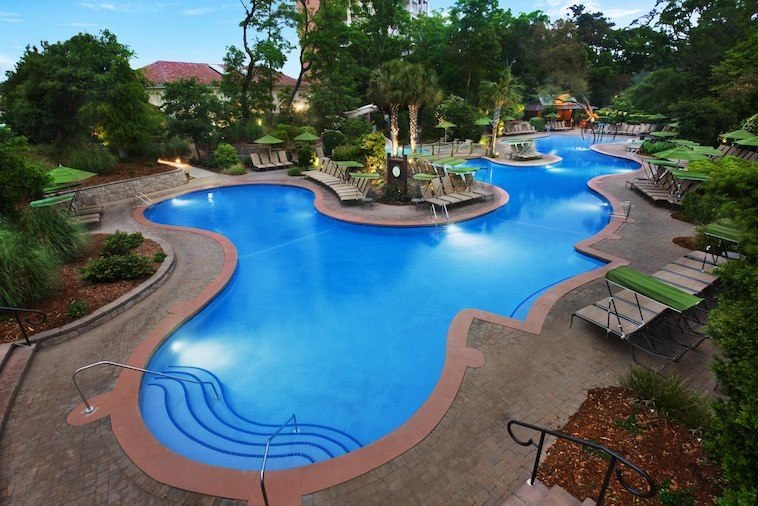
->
[[400, 64, 441, 152], [289, 0, 315, 107], [162, 78, 224, 159], [479, 70, 523, 156], [370, 60, 406, 155]]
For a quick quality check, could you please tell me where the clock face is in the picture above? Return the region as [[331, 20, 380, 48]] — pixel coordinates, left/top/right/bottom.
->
[[392, 165, 401, 177]]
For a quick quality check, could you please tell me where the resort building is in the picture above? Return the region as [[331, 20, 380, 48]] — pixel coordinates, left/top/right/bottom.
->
[[140, 60, 309, 112]]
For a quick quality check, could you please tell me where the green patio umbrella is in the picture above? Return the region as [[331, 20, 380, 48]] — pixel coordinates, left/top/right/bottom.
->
[[671, 139, 699, 146], [735, 136, 758, 147], [646, 159, 681, 168], [254, 134, 285, 144], [435, 120, 456, 142], [691, 145, 723, 156], [649, 131, 678, 138], [655, 147, 709, 161], [293, 132, 320, 142], [649, 113, 667, 120], [720, 129, 753, 140], [47, 166, 96, 185], [504, 116, 516, 121], [30, 193, 75, 208], [474, 116, 492, 126]]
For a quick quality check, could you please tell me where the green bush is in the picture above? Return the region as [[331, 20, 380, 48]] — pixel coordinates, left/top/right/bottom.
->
[[214, 143, 239, 169], [287, 167, 304, 176], [223, 163, 247, 175], [639, 140, 677, 155], [360, 132, 387, 175], [341, 118, 373, 143], [17, 207, 89, 262], [621, 366, 713, 430], [382, 181, 408, 203], [65, 146, 118, 175], [0, 230, 60, 306], [672, 97, 737, 145], [152, 251, 167, 263], [529, 117, 545, 132], [0, 127, 49, 217], [297, 145, 316, 168], [436, 95, 479, 140], [102, 230, 143, 256], [67, 298, 88, 318], [81, 254, 155, 282], [741, 113, 758, 134], [332, 144, 362, 161], [163, 136, 192, 158], [322, 130, 346, 155]]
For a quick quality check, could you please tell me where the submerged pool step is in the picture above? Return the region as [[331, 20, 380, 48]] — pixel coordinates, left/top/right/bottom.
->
[[143, 366, 362, 471]]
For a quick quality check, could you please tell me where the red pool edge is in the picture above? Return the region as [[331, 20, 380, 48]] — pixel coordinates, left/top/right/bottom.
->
[[66, 159, 639, 504]]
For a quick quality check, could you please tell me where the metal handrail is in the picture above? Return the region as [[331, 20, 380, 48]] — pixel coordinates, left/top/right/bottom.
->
[[72, 361, 220, 413], [134, 192, 154, 206], [259, 414, 299, 506], [0, 306, 46, 346], [507, 419, 656, 505]]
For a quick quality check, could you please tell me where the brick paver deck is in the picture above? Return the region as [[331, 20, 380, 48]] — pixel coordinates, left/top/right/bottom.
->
[[0, 142, 716, 504]]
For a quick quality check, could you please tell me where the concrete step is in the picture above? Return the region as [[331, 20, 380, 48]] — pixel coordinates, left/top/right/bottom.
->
[[504, 480, 585, 506], [0, 343, 13, 370], [0, 344, 36, 436]]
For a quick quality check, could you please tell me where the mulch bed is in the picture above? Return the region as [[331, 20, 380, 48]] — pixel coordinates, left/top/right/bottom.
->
[[673, 236, 699, 250], [80, 160, 174, 187], [537, 387, 721, 505], [0, 234, 163, 344]]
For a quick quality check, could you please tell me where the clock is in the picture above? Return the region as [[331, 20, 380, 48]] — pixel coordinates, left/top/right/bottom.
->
[[391, 165, 401, 177]]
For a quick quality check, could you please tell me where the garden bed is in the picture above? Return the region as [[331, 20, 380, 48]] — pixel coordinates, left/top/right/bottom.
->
[[537, 387, 721, 505], [0, 234, 163, 344], [79, 160, 173, 187]]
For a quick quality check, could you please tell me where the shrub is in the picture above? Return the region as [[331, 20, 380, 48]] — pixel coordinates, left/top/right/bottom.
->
[[0, 127, 49, 217], [152, 251, 167, 263], [214, 143, 239, 169], [621, 366, 713, 430], [102, 230, 143, 256], [163, 136, 192, 158], [639, 140, 677, 155], [297, 145, 316, 168], [360, 132, 387, 175], [65, 146, 117, 175], [529, 117, 545, 132], [81, 254, 155, 282], [287, 167, 303, 176], [67, 298, 88, 318], [322, 130, 346, 155], [332, 144, 362, 161], [223, 163, 246, 175], [672, 97, 737, 145], [741, 113, 758, 134], [0, 230, 60, 306], [341, 117, 373, 143], [17, 207, 89, 262], [436, 95, 479, 140], [382, 181, 409, 203]]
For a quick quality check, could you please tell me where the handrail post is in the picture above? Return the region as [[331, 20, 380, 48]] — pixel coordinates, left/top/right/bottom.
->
[[259, 413, 299, 506], [596, 455, 617, 505], [529, 431, 546, 486], [1, 307, 46, 346], [13, 312, 31, 346]]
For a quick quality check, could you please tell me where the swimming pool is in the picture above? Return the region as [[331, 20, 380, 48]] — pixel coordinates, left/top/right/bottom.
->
[[140, 135, 636, 471]]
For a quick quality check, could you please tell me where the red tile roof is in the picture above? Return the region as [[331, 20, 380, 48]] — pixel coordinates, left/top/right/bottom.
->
[[140, 60, 303, 87]]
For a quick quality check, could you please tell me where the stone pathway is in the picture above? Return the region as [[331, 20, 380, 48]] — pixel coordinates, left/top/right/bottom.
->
[[0, 146, 717, 505]]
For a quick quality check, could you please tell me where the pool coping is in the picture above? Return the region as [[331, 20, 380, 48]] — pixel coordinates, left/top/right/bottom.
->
[[66, 143, 643, 504]]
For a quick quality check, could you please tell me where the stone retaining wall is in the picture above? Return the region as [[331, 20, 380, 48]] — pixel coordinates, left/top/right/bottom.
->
[[73, 168, 188, 206]]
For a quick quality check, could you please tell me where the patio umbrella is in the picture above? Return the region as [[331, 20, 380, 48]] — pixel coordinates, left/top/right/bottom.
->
[[435, 120, 456, 142], [474, 116, 492, 126], [735, 136, 758, 147], [720, 129, 752, 141], [691, 146, 723, 156], [47, 166, 96, 185], [293, 132, 320, 142], [671, 139, 699, 146], [655, 148, 710, 161], [649, 113, 667, 120], [254, 134, 285, 144]]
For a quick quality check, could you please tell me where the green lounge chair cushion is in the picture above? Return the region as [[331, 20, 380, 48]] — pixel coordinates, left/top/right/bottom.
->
[[704, 222, 742, 244], [605, 266, 702, 312], [669, 169, 710, 182], [30, 193, 75, 208]]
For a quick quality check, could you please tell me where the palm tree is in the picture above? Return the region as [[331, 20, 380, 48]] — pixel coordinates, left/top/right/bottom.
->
[[401, 64, 441, 153], [479, 70, 523, 156], [370, 60, 406, 156]]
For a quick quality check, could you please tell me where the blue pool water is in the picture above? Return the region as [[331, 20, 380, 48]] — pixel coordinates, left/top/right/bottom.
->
[[140, 135, 636, 471]]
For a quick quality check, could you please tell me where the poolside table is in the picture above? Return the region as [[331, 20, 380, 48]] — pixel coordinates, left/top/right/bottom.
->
[[348, 172, 380, 179]]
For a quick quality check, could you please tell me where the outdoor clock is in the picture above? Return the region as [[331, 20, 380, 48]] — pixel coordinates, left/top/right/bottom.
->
[[391, 165, 401, 178]]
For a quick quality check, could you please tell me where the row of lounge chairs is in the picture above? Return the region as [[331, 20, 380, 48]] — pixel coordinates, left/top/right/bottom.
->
[[547, 120, 571, 131], [626, 160, 708, 205], [716, 143, 758, 161], [419, 174, 490, 219], [503, 122, 537, 136], [571, 249, 727, 366], [250, 151, 293, 171], [600, 123, 657, 136], [302, 158, 372, 203]]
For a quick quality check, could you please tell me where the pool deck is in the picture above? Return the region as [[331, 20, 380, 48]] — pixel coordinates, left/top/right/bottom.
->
[[0, 138, 717, 504]]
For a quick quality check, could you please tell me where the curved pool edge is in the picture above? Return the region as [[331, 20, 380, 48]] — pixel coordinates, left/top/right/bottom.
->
[[65, 153, 642, 503]]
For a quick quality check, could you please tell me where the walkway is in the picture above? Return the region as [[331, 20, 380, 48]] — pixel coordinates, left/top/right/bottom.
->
[[0, 150, 716, 504]]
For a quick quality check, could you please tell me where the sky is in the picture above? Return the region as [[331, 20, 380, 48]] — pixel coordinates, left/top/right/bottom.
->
[[0, 0, 657, 80]]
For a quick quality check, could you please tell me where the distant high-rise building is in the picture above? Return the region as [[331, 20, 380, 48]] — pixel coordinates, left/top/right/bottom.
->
[[405, 0, 429, 17]]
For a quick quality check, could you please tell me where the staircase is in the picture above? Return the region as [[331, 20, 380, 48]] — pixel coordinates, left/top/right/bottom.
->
[[143, 365, 362, 471], [504, 480, 594, 506], [0, 343, 36, 435]]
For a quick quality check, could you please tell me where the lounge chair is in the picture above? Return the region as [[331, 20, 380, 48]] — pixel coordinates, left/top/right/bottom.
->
[[420, 179, 450, 219], [276, 151, 293, 168], [250, 152, 275, 170], [441, 176, 476, 203], [571, 265, 709, 364]]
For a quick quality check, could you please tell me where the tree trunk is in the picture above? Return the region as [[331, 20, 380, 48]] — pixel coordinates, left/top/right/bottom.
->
[[390, 103, 399, 156], [490, 106, 501, 157], [409, 103, 419, 152], [240, 2, 257, 121]]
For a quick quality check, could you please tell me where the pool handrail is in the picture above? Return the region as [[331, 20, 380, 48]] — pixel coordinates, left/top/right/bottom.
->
[[259, 413, 299, 506], [72, 361, 220, 414]]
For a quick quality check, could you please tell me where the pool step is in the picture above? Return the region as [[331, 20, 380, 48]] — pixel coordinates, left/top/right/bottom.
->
[[143, 366, 362, 470]]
